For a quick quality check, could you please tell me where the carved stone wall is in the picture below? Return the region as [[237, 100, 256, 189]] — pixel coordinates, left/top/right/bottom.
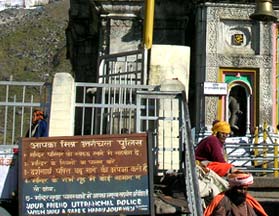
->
[[107, 18, 142, 54], [195, 3, 277, 132], [97, 0, 191, 55]]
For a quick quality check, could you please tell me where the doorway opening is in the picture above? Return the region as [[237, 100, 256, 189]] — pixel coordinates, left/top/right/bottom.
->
[[228, 85, 247, 136]]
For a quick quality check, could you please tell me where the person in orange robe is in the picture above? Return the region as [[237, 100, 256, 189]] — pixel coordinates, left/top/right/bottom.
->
[[204, 172, 268, 216]]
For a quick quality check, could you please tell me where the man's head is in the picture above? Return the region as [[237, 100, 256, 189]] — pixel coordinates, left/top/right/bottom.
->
[[211, 121, 231, 143], [226, 172, 253, 205], [32, 109, 45, 123]]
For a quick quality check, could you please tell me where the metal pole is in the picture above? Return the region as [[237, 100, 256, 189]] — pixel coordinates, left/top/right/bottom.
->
[[143, 0, 155, 49]]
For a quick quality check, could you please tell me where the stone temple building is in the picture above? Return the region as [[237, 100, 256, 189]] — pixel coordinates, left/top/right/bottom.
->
[[66, 0, 279, 138]]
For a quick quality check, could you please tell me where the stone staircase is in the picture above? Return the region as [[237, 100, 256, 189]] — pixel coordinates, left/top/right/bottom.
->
[[249, 177, 279, 215]]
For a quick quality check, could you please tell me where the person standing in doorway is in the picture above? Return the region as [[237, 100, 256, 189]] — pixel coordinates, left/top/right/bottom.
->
[[229, 95, 243, 134]]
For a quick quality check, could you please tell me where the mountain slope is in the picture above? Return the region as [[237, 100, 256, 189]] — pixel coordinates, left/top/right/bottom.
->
[[0, 0, 72, 82]]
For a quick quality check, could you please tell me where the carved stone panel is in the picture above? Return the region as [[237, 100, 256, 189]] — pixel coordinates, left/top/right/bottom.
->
[[218, 19, 258, 55], [197, 3, 276, 131]]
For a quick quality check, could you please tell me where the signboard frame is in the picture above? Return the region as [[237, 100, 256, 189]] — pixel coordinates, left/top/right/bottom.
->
[[19, 133, 154, 216], [203, 81, 228, 95]]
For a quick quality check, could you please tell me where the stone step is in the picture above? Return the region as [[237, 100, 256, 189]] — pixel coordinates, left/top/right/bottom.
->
[[248, 177, 279, 203]]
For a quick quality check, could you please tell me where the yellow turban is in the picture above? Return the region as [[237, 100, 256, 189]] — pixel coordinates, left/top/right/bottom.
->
[[212, 121, 231, 135]]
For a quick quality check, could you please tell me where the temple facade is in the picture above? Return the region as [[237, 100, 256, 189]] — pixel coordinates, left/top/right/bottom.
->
[[195, 3, 278, 137], [66, 0, 279, 137]]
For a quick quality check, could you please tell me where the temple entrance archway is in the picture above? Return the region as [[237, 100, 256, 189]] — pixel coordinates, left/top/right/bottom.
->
[[218, 68, 258, 136]]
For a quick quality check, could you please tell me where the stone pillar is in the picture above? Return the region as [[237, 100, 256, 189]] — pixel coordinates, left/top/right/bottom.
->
[[158, 79, 185, 171], [149, 45, 190, 171], [48, 73, 75, 136], [149, 45, 190, 98]]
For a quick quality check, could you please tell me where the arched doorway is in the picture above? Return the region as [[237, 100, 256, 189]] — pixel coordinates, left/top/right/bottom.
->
[[219, 68, 257, 136]]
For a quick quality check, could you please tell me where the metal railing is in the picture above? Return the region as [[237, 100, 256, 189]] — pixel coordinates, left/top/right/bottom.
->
[[225, 122, 279, 177], [0, 81, 51, 145], [74, 82, 155, 136], [181, 91, 203, 216], [98, 49, 146, 85]]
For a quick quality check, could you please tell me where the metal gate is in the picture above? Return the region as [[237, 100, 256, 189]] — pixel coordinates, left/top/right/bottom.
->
[[75, 83, 184, 173], [0, 81, 51, 145], [98, 49, 146, 85]]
